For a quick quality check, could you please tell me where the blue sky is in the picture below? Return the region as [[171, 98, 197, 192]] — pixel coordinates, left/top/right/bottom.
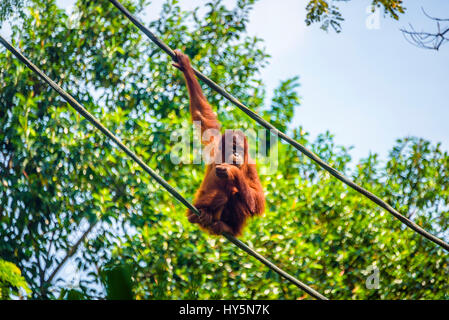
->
[[246, 0, 449, 163], [1, 0, 448, 165]]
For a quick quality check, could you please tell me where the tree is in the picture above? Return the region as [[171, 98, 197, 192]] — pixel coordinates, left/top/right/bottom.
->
[[1, 0, 448, 300]]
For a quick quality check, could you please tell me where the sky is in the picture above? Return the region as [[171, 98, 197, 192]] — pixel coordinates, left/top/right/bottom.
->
[[1, 0, 448, 163]]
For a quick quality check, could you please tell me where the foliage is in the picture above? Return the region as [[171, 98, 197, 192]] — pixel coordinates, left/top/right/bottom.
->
[[0, 0, 448, 300], [0, 0, 408, 33], [305, 0, 406, 32], [0, 259, 31, 299]]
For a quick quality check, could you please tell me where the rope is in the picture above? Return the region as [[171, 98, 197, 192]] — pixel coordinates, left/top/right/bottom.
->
[[0, 35, 328, 300], [108, 0, 449, 253]]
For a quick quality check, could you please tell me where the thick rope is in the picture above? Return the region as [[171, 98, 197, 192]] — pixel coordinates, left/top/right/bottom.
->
[[0, 35, 328, 300], [108, 0, 449, 253]]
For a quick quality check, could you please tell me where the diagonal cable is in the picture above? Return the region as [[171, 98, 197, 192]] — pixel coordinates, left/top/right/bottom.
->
[[0, 35, 328, 300]]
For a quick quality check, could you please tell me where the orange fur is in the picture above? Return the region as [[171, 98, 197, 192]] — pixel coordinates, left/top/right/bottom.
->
[[174, 50, 265, 237]]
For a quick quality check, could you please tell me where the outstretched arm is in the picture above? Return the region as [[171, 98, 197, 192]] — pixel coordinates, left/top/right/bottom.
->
[[173, 50, 220, 142]]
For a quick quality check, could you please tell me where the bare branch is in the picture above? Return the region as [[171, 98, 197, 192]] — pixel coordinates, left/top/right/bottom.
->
[[45, 221, 98, 286]]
